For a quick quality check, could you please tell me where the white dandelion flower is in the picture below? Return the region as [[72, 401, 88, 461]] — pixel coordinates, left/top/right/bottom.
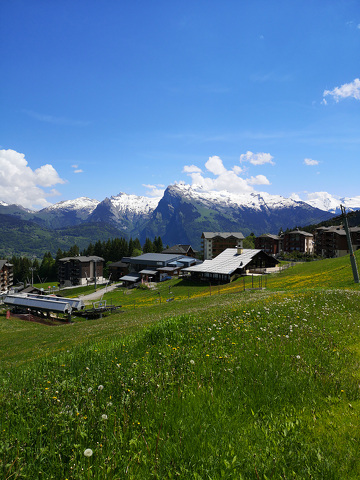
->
[[84, 449, 93, 457]]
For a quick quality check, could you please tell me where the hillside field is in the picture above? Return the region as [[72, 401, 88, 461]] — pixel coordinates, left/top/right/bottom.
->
[[1, 252, 360, 479]]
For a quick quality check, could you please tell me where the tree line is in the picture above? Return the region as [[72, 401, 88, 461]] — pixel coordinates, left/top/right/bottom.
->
[[7, 236, 164, 285]]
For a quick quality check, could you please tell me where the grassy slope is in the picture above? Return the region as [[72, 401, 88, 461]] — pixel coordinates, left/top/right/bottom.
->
[[1, 252, 360, 479]]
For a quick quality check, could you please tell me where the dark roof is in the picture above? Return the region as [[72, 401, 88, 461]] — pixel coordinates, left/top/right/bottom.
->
[[202, 232, 245, 240], [257, 234, 281, 240], [162, 245, 189, 254], [108, 261, 128, 267], [287, 230, 313, 237], [122, 253, 182, 263], [59, 256, 104, 262]]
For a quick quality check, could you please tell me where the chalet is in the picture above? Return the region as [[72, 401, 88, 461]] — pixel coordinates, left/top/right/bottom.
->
[[282, 230, 314, 254], [201, 232, 245, 260], [162, 244, 197, 257], [183, 246, 279, 283], [254, 234, 282, 256], [314, 225, 360, 258], [0, 260, 13, 292], [58, 256, 105, 287]]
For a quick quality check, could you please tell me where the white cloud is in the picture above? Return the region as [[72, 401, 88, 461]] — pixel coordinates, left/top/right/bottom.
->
[[71, 164, 83, 174], [142, 183, 165, 197], [304, 158, 319, 166], [247, 175, 271, 185], [323, 78, 360, 102], [182, 155, 271, 194], [239, 151, 275, 166], [182, 165, 202, 174], [205, 156, 227, 175], [0, 149, 65, 209]]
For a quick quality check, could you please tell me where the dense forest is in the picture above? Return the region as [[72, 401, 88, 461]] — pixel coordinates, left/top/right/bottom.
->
[[7, 236, 165, 285]]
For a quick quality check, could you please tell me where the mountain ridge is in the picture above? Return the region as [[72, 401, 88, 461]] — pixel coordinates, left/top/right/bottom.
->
[[0, 184, 353, 257]]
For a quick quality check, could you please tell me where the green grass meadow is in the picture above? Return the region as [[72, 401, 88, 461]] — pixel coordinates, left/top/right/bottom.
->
[[1, 252, 360, 479]]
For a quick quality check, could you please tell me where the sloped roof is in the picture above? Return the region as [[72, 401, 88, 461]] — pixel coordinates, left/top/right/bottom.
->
[[59, 256, 104, 262], [0, 260, 12, 269], [202, 232, 245, 240], [162, 244, 193, 254], [257, 233, 281, 240], [287, 230, 313, 237], [183, 248, 263, 276]]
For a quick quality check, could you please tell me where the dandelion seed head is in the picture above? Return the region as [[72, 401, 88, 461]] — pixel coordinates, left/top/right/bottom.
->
[[84, 448, 93, 457]]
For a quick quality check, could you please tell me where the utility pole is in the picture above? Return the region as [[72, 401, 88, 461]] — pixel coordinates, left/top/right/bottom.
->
[[340, 205, 359, 283]]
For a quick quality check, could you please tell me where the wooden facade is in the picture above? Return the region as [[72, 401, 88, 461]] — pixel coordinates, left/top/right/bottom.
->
[[0, 260, 13, 292], [58, 256, 104, 287]]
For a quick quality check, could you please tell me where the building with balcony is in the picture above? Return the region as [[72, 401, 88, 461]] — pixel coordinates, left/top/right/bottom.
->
[[282, 230, 314, 254], [58, 256, 104, 287], [254, 234, 282, 255], [314, 225, 360, 258], [201, 232, 245, 260], [0, 260, 13, 292]]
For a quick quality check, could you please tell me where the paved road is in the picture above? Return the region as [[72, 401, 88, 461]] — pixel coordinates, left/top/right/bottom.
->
[[78, 283, 123, 302]]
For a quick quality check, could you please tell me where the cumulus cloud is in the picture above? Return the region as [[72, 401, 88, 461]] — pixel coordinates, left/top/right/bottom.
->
[[0, 149, 65, 209], [205, 156, 227, 175], [182, 165, 202, 174], [304, 158, 319, 166], [323, 78, 360, 102], [247, 175, 271, 185], [182, 154, 272, 194], [142, 183, 165, 197], [239, 151, 275, 166]]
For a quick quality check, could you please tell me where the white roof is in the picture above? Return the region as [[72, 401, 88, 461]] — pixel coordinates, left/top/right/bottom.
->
[[183, 248, 262, 276]]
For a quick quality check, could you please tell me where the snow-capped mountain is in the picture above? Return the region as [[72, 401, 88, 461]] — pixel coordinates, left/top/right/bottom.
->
[[87, 192, 160, 232], [0, 183, 338, 251], [138, 184, 333, 248], [173, 183, 301, 210], [40, 197, 100, 215], [301, 192, 360, 214], [34, 197, 100, 228]]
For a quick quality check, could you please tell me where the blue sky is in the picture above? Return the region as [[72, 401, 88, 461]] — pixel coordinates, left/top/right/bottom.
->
[[1, 0, 360, 209]]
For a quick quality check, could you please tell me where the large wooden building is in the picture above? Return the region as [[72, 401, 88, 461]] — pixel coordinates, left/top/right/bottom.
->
[[314, 226, 360, 258], [201, 232, 245, 260], [58, 256, 105, 287], [254, 234, 282, 255], [0, 260, 13, 292], [282, 230, 314, 254]]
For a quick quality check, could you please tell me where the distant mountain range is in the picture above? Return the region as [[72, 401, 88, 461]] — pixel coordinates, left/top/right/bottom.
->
[[1, 183, 359, 257]]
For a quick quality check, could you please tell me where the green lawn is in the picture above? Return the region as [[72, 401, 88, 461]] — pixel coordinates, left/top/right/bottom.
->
[[1, 252, 360, 479]]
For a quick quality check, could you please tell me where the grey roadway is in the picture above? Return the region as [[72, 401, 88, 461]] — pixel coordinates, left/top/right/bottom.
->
[[77, 282, 123, 302]]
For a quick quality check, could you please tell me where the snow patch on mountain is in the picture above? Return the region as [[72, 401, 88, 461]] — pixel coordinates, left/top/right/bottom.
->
[[171, 183, 303, 211], [108, 192, 161, 215], [294, 191, 360, 214], [40, 197, 100, 214]]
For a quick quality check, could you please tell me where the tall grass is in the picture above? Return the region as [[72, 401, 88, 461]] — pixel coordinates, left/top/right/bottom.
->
[[1, 289, 360, 479]]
